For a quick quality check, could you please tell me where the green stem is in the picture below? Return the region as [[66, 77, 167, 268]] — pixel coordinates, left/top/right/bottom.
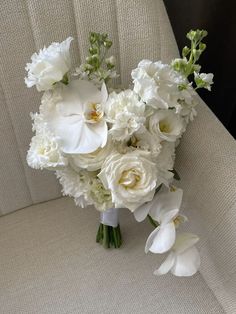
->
[[96, 223, 122, 249], [147, 215, 159, 228]]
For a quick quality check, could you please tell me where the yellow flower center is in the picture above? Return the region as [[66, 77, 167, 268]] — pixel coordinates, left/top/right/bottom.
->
[[159, 120, 171, 133], [119, 169, 141, 189], [86, 103, 103, 123]]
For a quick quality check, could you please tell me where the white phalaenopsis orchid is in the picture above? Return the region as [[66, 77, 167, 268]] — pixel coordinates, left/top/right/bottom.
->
[[154, 233, 201, 277], [43, 79, 108, 154], [137, 187, 184, 253], [25, 37, 73, 91], [134, 186, 183, 222]]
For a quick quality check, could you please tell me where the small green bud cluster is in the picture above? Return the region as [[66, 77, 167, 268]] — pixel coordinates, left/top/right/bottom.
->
[[171, 29, 213, 91], [78, 32, 117, 84]]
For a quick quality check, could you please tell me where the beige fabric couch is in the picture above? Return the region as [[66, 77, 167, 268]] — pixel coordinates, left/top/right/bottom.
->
[[0, 1, 235, 313]]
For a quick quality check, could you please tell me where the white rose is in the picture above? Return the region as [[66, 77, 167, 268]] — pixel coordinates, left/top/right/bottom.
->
[[69, 136, 115, 171], [149, 110, 186, 142], [98, 151, 159, 211], [131, 60, 186, 109], [27, 133, 68, 170], [25, 37, 73, 91], [42, 79, 108, 154], [105, 90, 145, 141]]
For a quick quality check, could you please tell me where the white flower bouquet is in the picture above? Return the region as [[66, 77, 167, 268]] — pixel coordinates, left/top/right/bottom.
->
[[26, 30, 213, 277]]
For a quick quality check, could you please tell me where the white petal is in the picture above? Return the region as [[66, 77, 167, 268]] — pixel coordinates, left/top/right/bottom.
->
[[154, 251, 175, 276], [101, 83, 108, 104], [76, 121, 108, 154], [159, 208, 179, 225], [149, 188, 183, 221], [171, 246, 201, 277], [145, 227, 160, 253], [173, 233, 199, 254], [134, 202, 153, 222], [149, 222, 176, 253]]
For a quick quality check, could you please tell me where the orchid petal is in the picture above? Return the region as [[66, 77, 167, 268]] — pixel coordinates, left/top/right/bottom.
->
[[159, 208, 179, 225], [173, 233, 199, 254], [149, 187, 183, 221], [154, 251, 175, 276], [149, 222, 176, 253], [171, 246, 201, 277], [134, 202, 153, 222], [145, 226, 160, 253]]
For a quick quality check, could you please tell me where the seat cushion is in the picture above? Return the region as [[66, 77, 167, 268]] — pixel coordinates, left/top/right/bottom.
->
[[0, 197, 224, 314]]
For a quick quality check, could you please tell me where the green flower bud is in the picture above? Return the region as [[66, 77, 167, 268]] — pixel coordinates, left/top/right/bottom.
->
[[199, 43, 206, 51], [104, 40, 112, 48], [89, 47, 99, 55], [89, 32, 98, 44], [186, 30, 196, 41], [182, 46, 190, 57]]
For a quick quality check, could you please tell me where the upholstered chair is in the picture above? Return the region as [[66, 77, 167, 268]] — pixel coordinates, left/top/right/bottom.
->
[[0, 1, 235, 313]]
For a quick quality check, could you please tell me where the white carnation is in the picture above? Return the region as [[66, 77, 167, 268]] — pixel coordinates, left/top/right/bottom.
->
[[25, 37, 73, 91], [98, 150, 161, 211], [27, 132, 67, 170], [149, 109, 186, 142], [131, 60, 186, 109], [56, 167, 112, 211], [56, 167, 94, 208], [105, 90, 145, 141], [69, 136, 115, 171]]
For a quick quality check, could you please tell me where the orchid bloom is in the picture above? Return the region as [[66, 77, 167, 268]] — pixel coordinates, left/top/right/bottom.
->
[[134, 186, 183, 223], [135, 187, 184, 254], [154, 233, 201, 277], [44, 79, 108, 154]]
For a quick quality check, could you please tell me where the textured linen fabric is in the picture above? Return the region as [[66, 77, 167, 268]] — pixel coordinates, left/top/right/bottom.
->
[[0, 0, 236, 312], [0, 197, 225, 314]]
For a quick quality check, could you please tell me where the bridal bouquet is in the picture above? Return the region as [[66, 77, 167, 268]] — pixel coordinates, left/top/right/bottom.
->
[[25, 30, 213, 277]]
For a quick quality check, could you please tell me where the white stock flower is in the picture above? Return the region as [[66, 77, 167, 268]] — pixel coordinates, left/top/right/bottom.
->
[[27, 132, 68, 170], [105, 90, 145, 141], [42, 79, 108, 154], [69, 136, 114, 171], [25, 37, 73, 91], [131, 60, 186, 109], [156, 141, 176, 171], [143, 188, 184, 254], [149, 110, 186, 142], [194, 72, 214, 91], [98, 151, 159, 211], [154, 233, 201, 277]]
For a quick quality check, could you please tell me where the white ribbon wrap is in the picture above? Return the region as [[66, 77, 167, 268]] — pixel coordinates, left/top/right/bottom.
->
[[100, 208, 119, 227]]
